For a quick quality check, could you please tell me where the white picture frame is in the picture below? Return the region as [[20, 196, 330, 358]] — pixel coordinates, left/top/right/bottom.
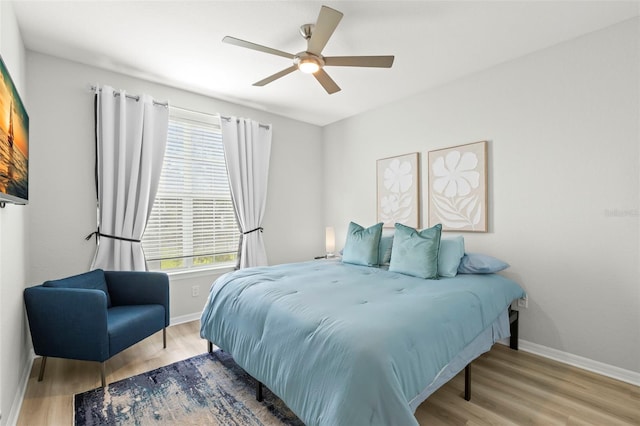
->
[[376, 153, 420, 228], [428, 141, 488, 232]]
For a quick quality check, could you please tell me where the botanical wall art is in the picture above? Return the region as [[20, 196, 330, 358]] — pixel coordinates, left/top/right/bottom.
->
[[377, 152, 419, 228], [428, 141, 487, 232]]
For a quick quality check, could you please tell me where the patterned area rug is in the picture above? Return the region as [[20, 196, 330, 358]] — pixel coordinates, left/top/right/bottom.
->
[[74, 351, 304, 425]]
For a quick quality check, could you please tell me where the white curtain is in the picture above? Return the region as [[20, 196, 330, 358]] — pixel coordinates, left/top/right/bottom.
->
[[91, 85, 169, 271], [220, 117, 272, 269]]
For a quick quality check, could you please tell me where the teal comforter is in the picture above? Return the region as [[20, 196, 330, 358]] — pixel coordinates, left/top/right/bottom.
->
[[200, 260, 525, 426]]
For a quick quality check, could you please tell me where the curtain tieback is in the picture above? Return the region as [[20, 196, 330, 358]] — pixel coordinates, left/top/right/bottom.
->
[[243, 227, 263, 235], [85, 231, 142, 243]]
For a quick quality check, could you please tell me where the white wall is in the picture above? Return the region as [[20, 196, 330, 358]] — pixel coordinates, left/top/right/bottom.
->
[[0, 2, 29, 424], [25, 52, 325, 319], [324, 18, 639, 374]]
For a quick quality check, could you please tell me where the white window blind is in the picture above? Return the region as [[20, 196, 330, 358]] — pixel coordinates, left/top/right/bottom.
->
[[142, 108, 239, 271]]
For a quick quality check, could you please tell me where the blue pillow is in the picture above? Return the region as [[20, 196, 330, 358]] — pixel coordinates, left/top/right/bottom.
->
[[43, 269, 112, 307], [378, 235, 394, 266], [457, 253, 510, 274], [342, 222, 383, 266], [389, 223, 442, 279], [438, 236, 465, 277]]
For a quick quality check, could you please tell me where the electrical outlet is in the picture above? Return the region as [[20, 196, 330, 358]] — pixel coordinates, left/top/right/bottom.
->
[[517, 295, 528, 309], [191, 285, 200, 297]]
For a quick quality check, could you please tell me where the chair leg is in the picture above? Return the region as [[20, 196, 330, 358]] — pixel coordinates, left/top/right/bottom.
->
[[163, 328, 167, 349], [38, 356, 47, 382], [101, 362, 106, 388]]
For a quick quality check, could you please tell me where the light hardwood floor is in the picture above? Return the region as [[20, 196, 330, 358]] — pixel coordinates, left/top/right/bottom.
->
[[17, 321, 639, 425]]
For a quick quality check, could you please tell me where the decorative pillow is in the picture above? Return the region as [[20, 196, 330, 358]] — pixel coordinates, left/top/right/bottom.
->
[[342, 222, 383, 266], [389, 223, 442, 279], [438, 236, 465, 277], [43, 269, 112, 307], [457, 253, 510, 274], [378, 235, 394, 266]]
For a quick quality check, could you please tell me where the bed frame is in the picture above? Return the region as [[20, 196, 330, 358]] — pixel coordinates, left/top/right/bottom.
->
[[206, 307, 520, 404]]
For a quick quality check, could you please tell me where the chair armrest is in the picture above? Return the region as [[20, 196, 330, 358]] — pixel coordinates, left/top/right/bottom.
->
[[23, 286, 109, 362], [105, 271, 170, 326]]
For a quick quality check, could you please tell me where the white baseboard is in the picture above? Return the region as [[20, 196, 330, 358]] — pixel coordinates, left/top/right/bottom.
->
[[170, 312, 202, 326], [516, 339, 640, 387], [6, 351, 35, 426]]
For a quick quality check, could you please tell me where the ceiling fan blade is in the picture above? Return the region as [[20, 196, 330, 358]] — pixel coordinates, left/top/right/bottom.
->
[[307, 6, 343, 55], [324, 56, 395, 68], [253, 65, 298, 86], [223, 36, 294, 59], [313, 69, 341, 94]]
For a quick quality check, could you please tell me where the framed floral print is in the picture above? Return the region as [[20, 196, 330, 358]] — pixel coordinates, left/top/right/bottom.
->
[[377, 153, 420, 228], [428, 141, 487, 232]]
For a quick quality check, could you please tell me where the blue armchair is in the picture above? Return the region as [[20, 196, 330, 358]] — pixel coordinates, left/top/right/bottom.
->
[[24, 269, 169, 387]]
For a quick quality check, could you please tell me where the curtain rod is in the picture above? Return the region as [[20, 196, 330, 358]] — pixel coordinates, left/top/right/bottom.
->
[[220, 115, 271, 130], [90, 86, 269, 129], [90, 85, 168, 108]]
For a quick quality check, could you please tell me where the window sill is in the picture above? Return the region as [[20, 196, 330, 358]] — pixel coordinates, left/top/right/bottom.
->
[[159, 265, 236, 281]]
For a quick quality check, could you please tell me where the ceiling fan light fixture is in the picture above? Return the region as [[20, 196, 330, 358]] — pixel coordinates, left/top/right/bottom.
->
[[298, 57, 320, 74], [223, 5, 393, 94]]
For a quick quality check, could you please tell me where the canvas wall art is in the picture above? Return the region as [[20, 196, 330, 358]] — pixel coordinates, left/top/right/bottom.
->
[[377, 152, 419, 228], [428, 141, 487, 232], [0, 54, 29, 205]]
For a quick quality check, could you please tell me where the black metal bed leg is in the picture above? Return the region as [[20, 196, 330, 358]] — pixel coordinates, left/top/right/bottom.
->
[[464, 364, 471, 401], [256, 381, 264, 402], [509, 309, 519, 350], [208, 341, 213, 354]]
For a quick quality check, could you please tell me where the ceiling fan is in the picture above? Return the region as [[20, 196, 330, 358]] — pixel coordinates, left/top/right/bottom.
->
[[223, 5, 394, 94]]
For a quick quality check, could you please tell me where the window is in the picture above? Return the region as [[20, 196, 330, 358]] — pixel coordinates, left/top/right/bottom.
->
[[142, 108, 239, 271]]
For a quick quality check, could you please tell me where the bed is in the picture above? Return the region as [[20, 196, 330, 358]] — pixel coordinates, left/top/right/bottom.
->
[[200, 258, 525, 426]]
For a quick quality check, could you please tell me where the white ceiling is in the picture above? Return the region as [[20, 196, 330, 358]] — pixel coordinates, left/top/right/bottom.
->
[[11, 1, 639, 126]]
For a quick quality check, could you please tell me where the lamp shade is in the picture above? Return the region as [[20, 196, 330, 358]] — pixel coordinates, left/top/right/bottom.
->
[[325, 227, 336, 256]]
